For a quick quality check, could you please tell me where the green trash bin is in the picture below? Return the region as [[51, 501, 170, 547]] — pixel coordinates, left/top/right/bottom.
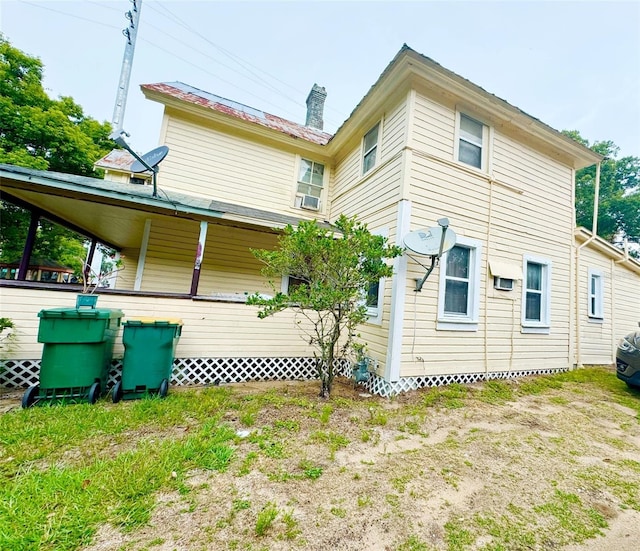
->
[[22, 306, 124, 407], [112, 317, 182, 402]]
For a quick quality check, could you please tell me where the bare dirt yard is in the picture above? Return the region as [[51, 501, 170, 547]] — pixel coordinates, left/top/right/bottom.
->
[[2, 367, 639, 551]]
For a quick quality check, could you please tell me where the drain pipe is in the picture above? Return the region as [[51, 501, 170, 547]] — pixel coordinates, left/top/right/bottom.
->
[[575, 161, 601, 368]]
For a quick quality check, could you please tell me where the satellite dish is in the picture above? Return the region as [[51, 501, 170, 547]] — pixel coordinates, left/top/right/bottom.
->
[[130, 145, 169, 173], [403, 227, 457, 256]]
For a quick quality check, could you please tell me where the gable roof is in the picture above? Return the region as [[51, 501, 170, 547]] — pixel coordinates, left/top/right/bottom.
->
[[142, 45, 602, 169], [141, 82, 333, 146]]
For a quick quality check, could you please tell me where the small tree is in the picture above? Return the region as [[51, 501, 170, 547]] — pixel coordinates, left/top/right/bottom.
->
[[247, 215, 403, 397]]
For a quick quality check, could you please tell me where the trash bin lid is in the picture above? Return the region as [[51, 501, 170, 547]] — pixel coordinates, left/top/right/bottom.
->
[[38, 307, 124, 319], [123, 317, 183, 326]]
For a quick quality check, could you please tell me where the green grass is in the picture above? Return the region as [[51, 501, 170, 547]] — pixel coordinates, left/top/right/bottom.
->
[[0, 366, 637, 550]]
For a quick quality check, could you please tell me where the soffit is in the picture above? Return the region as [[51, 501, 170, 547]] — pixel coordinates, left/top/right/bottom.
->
[[0, 164, 333, 250]]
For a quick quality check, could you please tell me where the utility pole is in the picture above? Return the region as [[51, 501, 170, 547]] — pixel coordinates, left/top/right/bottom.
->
[[112, 0, 142, 135]]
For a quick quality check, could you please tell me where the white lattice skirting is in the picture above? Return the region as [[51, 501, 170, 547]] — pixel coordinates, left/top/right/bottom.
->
[[0, 357, 566, 397]]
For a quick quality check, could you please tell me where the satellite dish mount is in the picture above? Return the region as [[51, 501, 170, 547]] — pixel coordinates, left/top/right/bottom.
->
[[110, 130, 169, 198], [403, 218, 456, 292]]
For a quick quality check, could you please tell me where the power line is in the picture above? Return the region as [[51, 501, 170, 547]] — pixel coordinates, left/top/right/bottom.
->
[[14, 0, 347, 130]]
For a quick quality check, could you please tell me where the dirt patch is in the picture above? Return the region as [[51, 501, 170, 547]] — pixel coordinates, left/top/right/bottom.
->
[[8, 376, 640, 550]]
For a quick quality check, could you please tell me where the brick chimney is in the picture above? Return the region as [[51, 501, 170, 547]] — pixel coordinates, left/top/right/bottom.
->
[[305, 84, 327, 130]]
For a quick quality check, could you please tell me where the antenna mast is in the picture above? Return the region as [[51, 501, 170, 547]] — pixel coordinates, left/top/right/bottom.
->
[[112, 0, 143, 134]]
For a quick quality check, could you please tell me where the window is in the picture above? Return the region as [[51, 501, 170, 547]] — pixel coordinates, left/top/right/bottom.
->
[[296, 158, 324, 210], [522, 255, 552, 332], [364, 228, 388, 325], [457, 114, 486, 170], [362, 122, 380, 174], [281, 275, 306, 295], [588, 269, 604, 320], [437, 236, 482, 330]]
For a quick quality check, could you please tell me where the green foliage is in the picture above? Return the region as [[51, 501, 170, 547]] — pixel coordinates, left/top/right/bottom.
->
[[0, 317, 16, 360], [254, 502, 278, 536], [0, 35, 114, 268], [564, 130, 640, 253], [247, 214, 403, 396]]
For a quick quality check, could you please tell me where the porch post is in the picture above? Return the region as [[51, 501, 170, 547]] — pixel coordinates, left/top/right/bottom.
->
[[85, 240, 97, 284], [18, 209, 41, 281], [134, 219, 152, 291], [190, 221, 208, 297]]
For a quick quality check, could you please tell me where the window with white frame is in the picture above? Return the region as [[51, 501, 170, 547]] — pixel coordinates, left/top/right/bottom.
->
[[522, 255, 552, 332], [588, 268, 604, 320], [364, 228, 388, 325], [362, 122, 380, 174], [437, 236, 482, 330], [457, 113, 486, 170], [295, 158, 325, 210]]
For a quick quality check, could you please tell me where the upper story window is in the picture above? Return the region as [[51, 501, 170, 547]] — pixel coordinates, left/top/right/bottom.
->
[[588, 268, 604, 320], [437, 236, 482, 331], [522, 254, 552, 333], [362, 122, 380, 174], [457, 113, 487, 170], [296, 158, 325, 211]]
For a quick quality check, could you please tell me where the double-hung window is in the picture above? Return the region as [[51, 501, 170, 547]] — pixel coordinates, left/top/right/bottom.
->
[[296, 158, 324, 210], [522, 255, 552, 333], [437, 236, 482, 331], [588, 268, 604, 320], [362, 122, 380, 174], [457, 114, 486, 170]]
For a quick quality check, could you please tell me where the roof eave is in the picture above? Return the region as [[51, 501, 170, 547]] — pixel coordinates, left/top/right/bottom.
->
[[575, 227, 640, 274], [329, 46, 602, 169]]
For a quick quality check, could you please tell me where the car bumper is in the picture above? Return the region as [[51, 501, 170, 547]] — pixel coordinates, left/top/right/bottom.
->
[[616, 351, 640, 387]]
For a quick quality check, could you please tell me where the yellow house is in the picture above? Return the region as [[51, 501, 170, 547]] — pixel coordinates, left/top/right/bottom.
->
[[1, 45, 638, 395]]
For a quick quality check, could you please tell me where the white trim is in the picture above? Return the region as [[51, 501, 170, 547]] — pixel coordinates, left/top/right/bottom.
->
[[134, 219, 152, 291], [387, 199, 411, 382], [437, 236, 483, 331], [521, 254, 552, 332], [587, 268, 604, 320]]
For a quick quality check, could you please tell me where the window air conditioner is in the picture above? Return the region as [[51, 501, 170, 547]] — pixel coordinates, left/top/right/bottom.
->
[[494, 276, 514, 291], [300, 194, 320, 211]]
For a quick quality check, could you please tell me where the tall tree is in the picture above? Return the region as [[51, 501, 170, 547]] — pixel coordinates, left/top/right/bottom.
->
[[0, 35, 114, 269], [247, 215, 403, 397], [564, 130, 640, 253]]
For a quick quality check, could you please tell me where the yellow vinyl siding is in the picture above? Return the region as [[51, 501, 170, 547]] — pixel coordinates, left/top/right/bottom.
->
[[160, 116, 294, 204], [328, 100, 408, 376], [575, 245, 640, 366], [613, 268, 640, 337], [198, 226, 277, 296], [156, 113, 328, 219], [403, 99, 577, 378], [0, 287, 316, 360], [138, 219, 200, 293], [381, 99, 407, 159], [412, 92, 455, 158]]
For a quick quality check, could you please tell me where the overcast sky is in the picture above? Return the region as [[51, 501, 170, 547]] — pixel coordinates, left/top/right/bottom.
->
[[2, 0, 639, 159]]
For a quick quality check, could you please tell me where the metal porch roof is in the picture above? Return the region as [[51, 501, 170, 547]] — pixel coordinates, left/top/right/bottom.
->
[[0, 163, 329, 250]]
